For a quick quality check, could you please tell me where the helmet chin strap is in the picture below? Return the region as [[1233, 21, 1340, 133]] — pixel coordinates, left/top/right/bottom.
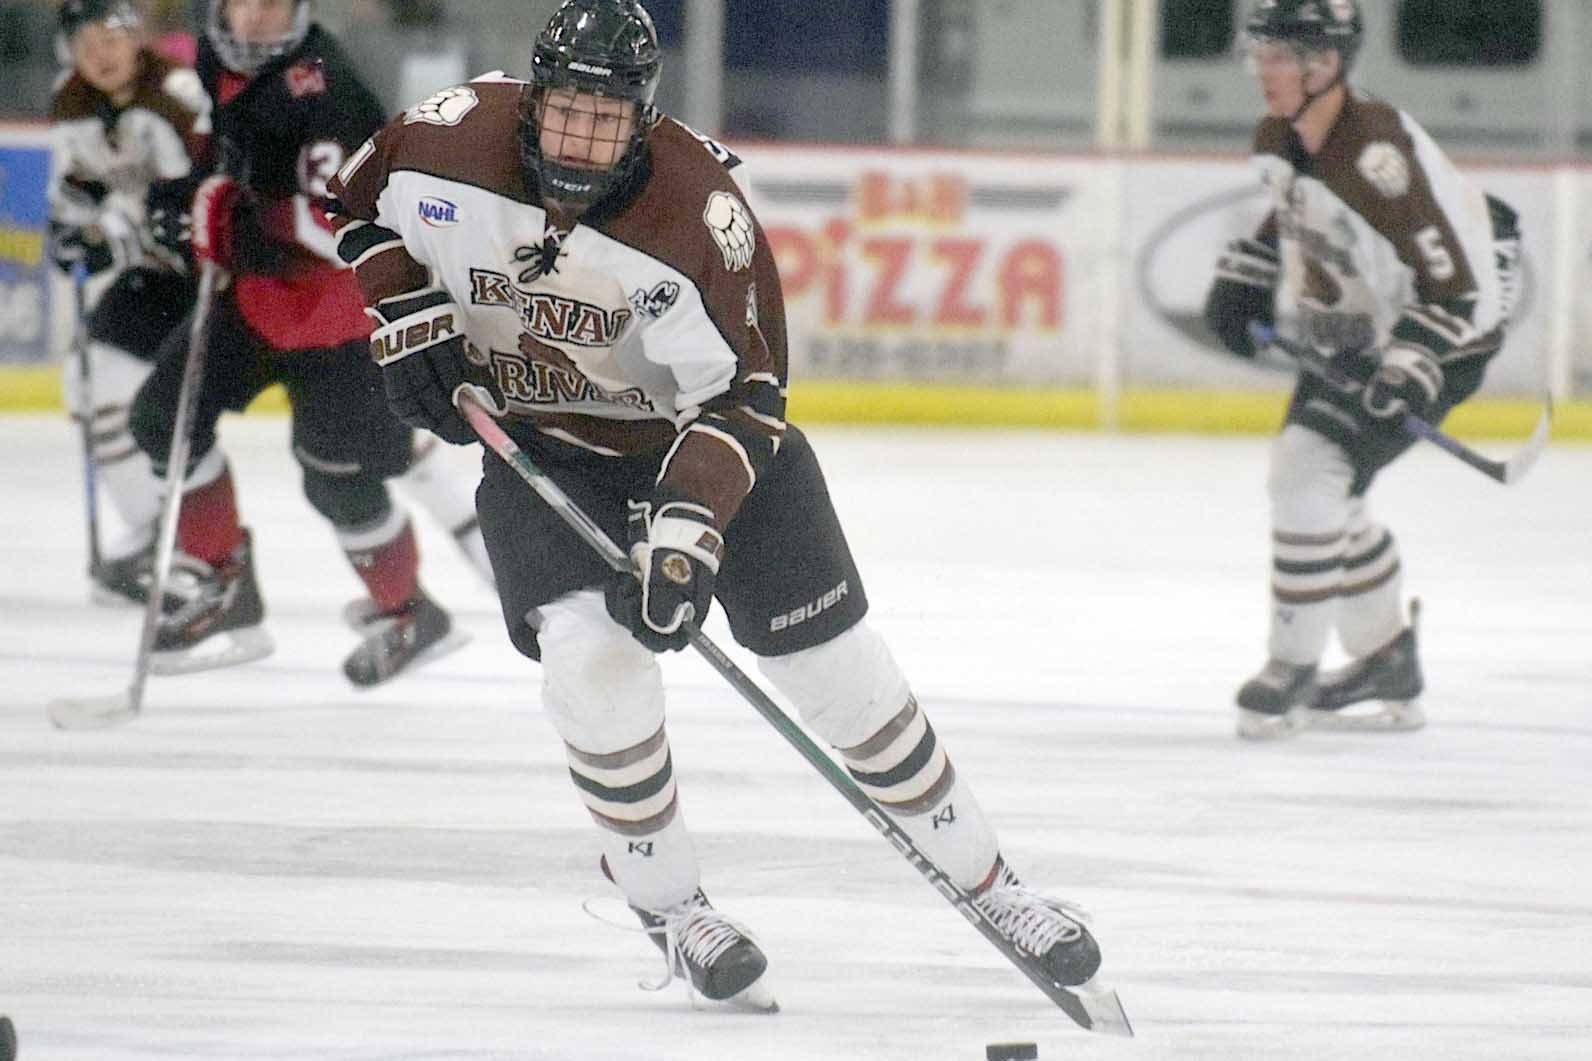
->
[[1289, 52, 1344, 124]]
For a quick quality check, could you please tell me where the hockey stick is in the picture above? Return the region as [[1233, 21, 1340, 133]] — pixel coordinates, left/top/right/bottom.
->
[[68, 262, 103, 575], [456, 391, 1132, 1037], [1249, 323, 1551, 485], [49, 261, 226, 731]]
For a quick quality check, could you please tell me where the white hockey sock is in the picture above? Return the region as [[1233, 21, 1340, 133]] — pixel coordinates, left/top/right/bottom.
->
[[568, 729, 701, 912], [1336, 505, 1405, 657], [1265, 425, 1353, 665], [64, 340, 162, 559], [397, 435, 493, 583]]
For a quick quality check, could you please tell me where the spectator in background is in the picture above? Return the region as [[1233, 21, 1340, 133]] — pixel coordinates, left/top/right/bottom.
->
[[148, 0, 198, 64]]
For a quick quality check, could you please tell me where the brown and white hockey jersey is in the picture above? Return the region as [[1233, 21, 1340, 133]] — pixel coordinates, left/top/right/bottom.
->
[[329, 75, 787, 526], [49, 50, 210, 235], [1253, 92, 1504, 366]]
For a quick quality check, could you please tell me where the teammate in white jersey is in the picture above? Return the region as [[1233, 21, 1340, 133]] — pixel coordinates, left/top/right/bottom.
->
[[48, 0, 209, 606], [330, 0, 1112, 1010], [1204, 0, 1521, 738]]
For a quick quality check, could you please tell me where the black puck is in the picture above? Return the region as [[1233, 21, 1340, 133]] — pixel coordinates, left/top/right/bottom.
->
[[985, 1043, 1037, 1061]]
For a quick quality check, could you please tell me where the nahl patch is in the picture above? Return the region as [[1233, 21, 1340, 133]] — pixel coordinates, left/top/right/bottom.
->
[[770, 581, 849, 632], [1357, 141, 1410, 199]]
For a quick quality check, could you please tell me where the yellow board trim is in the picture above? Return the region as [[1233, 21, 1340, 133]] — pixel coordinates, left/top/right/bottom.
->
[[3, 366, 1586, 439]]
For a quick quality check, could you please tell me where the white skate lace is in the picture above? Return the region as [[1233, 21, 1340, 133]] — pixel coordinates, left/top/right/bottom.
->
[[642, 898, 748, 998], [975, 881, 1089, 958], [157, 554, 219, 627]]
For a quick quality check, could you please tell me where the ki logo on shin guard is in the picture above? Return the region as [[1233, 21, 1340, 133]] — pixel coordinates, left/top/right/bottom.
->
[[931, 803, 957, 830], [627, 841, 654, 857]]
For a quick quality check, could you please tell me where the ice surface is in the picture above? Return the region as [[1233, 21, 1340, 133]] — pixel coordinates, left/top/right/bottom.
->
[[2, 414, 1589, 1059]]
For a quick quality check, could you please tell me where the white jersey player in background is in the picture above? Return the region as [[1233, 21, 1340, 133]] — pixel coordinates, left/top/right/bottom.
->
[[330, 0, 1118, 1014], [48, 0, 209, 606], [1203, 0, 1521, 739]]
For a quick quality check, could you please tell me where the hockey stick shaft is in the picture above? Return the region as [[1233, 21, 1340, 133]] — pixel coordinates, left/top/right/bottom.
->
[[69, 262, 102, 572], [49, 262, 225, 730], [457, 393, 1126, 1033], [1250, 323, 1549, 485], [130, 262, 225, 708]]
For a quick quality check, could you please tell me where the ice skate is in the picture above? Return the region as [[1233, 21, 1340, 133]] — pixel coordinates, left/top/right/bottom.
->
[[972, 856, 1103, 988], [150, 530, 274, 675], [1235, 659, 1316, 739], [627, 887, 776, 1011], [341, 590, 467, 687], [1310, 600, 1425, 732], [89, 537, 160, 609]]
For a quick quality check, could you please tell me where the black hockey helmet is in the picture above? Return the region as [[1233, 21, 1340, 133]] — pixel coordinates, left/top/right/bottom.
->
[[56, 0, 141, 64], [1245, 0, 1363, 73], [520, 0, 662, 208], [58, 0, 141, 40], [206, 0, 312, 75]]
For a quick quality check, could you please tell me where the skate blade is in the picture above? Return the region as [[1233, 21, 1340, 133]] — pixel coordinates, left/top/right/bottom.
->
[[48, 690, 139, 730], [714, 978, 779, 1014], [1069, 977, 1134, 1037], [1236, 705, 1308, 740], [89, 585, 144, 609], [149, 627, 275, 676], [344, 629, 471, 689], [1308, 699, 1426, 732], [341, 597, 383, 633]]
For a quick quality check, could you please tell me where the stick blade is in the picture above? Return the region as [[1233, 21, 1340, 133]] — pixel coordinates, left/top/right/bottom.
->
[[1503, 399, 1553, 484], [47, 690, 140, 731]]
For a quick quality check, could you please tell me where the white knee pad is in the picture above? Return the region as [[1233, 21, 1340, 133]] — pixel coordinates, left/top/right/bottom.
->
[[757, 620, 910, 749], [1267, 425, 1353, 534], [537, 589, 665, 754]]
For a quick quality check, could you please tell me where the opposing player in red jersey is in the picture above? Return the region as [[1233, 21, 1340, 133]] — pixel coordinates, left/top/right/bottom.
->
[[128, 0, 482, 685]]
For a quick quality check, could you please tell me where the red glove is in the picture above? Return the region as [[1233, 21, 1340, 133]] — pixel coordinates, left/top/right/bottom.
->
[[191, 175, 242, 269]]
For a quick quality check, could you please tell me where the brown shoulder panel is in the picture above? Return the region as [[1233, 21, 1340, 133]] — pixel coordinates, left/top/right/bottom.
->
[[1313, 97, 1477, 300], [1253, 116, 1292, 158], [331, 80, 526, 221], [135, 53, 205, 148], [50, 74, 97, 123], [603, 118, 787, 381], [394, 81, 526, 199]]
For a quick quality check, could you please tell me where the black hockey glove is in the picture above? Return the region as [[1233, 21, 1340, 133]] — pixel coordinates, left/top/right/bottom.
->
[[604, 489, 723, 653], [145, 175, 200, 270], [1363, 345, 1444, 421], [48, 219, 114, 275], [371, 293, 500, 444], [1203, 236, 1278, 358]]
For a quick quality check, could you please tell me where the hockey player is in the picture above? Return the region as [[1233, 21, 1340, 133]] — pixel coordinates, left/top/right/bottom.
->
[[1204, 0, 1519, 738], [48, 0, 207, 607], [329, 0, 1107, 1009], [127, 0, 482, 685]]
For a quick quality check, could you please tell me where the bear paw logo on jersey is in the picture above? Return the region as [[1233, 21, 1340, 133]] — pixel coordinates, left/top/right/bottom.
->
[[417, 196, 460, 227], [703, 191, 754, 272], [1356, 142, 1410, 199], [403, 86, 479, 128]]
